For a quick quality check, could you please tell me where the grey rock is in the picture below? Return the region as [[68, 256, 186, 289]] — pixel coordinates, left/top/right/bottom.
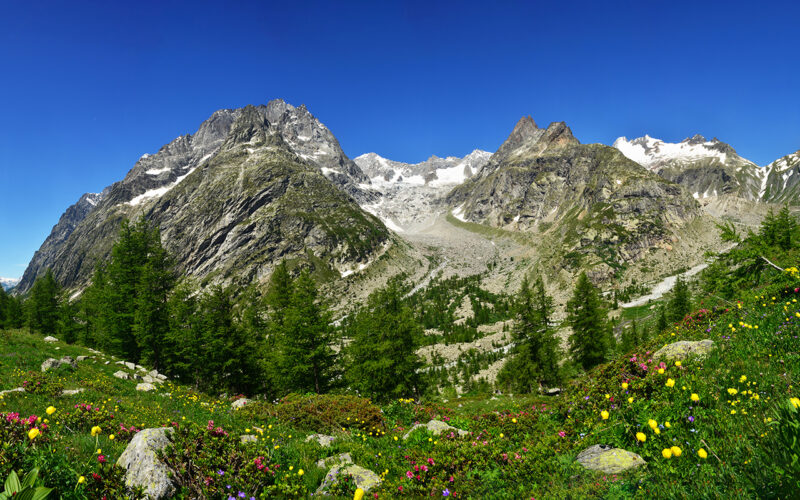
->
[[117, 427, 175, 499], [104, 361, 110, 365], [41, 356, 78, 372], [576, 444, 646, 474], [135, 364, 146, 372], [316, 463, 381, 495], [61, 388, 85, 396], [76, 355, 90, 362], [545, 387, 562, 396], [653, 339, 714, 362], [305, 433, 336, 447], [231, 398, 251, 410], [136, 383, 156, 392], [156, 374, 167, 381], [148, 370, 159, 378], [124, 362, 136, 371], [240, 435, 258, 444], [403, 420, 469, 440], [0, 387, 25, 396], [43, 336, 58, 343], [114, 371, 130, 380], [316, 452, 352, 469]]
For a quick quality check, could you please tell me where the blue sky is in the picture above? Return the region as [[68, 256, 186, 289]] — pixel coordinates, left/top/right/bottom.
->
[[1, 0, 799, 279]]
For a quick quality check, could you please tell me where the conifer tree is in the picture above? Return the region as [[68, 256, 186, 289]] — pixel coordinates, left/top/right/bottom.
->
[[498, 275, 561, 392], [26, 269, 61, 335], [657, 305, 668, 333], [133, 234, 176, 370], [346, 276, 423, 401], [277, 270, 336, 394], [775, 205, 797, 251], [566, 272, 613, 370], [668, 276, 691, 323]]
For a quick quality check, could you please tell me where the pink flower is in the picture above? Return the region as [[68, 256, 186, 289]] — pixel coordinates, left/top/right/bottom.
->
[[406, 471, 414, 479], [98, 455, 106, 463], [558, 431, 566, 438]]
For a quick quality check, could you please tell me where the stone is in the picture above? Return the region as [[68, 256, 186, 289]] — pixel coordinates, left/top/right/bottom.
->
[[60, 356, 78, 369], [114, 371, 130, 380], [240, 435, 258, 444], [653, 340, 714, 362], [117, 427, 175, 499], [576, 444, 646, 474], [0, 387, 25, 397], [41, 356, 78, 372], [316, 452, 352, 469], [116, 361, 126, 366], [156, 374, 167, 381], [135, 364, 146, 372], [142, 375, 156, 384], [316, 464, 381, 495], [403, 420, 469, 440], [43, 336, 58, 343], [104, 361, 110, 365], [76, 355, 90, 362], [41, 358, 61, 372], [545, 387, 562, 396], [136, 383, 156, 392], [231, 398, 251, 410], [61, 388, 85, 396], [124, 362, 136, 370], [305, 433, 336, 447], [148, 370, 159, 378]]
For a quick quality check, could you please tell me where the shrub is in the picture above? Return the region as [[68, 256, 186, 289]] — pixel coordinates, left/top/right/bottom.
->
[[241, 394, 384, 433]]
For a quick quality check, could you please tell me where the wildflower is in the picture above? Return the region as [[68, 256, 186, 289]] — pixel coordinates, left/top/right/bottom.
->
[[443, 489, 451, 497], [46, 406, 56, 415], [648, 419, 658, 430], [662, 448, 673, 458], [621, 382, 628, 390], [558, 430, 566, 438], [91, 426, 102, 437], [601, 411, 609, 420], [28, 428, 40, 440], [354, 488, 365, 500], [666, 378, 675, 388], [98, 455, 106, 464], [78, 476, 85, 484], [109, 434, 115, 440], [658, 368, 665, 374], [665, 421, 671, 428], [675, 361, 681, 367], [499, 433, 504, 438], [298, 469, 304, 476], [670, 446, 682, 457], [628, 397, 634, 403], [727, 388, 738, 396], [636, 432, 646, 442], [790, 397, 800, 409], [691, 393, 699, 402], [698, 448, 708, 459], [512, 418, 517, 423]]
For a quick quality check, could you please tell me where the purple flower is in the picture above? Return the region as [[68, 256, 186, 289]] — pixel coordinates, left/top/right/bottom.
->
[[238, 493, 246, 498], [687, 416, 695, 422], [443, 488, 451, 497], [217, 469, 225, 476]]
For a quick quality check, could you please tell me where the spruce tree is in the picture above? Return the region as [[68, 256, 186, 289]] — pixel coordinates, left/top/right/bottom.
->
[[26, 269, 61, 335], [668, 276, 691, 323], [277, 270, 336, 394], [566, 272, 613, 370], [133, 234, 176, 370], [498, 275, 561, 392], [775, 205, 797, 251]]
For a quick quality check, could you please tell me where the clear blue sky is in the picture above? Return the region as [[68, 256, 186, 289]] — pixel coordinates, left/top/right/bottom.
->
[[2, 0, 799, 279]]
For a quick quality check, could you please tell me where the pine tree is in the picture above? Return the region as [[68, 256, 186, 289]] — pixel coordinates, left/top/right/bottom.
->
[[668, 276, 691, 323], [346, 276, 423, 401], [566, 272, 613, 370], [498, 275, 561, 392], [277, 270, 336, 394], [620, 319, 639, 353]]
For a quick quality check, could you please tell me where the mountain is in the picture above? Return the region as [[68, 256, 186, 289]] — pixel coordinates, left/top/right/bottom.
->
[[0, 277, 19, 291], [761, 150, 800, 204], [353, 150, 492, 231], [17, 100, 391, 294], [447, 117, 701, 280], [613, 135, 766, 201]]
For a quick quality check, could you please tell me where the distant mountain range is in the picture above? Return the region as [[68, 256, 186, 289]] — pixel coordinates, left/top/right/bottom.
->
[[15, 99, 798, 297]]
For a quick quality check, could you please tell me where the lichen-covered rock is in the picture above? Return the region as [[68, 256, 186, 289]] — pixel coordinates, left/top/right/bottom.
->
[[653, 339, 714, 362], [117, 427, 175, 499], [403, 420, 469, 440], [43, 336, 58, 343], [306, 433, 336, 447], [316, 452, 352, 469], [231, 398, 251, 410], [41, 358, 61, 372], [41, 356, 78, 372], [316, 464, 381, 495], [136, 383, 156, 392], [576, 444, 646, 474], [114, 371, 130, 380], [156, 374, 167, 381]]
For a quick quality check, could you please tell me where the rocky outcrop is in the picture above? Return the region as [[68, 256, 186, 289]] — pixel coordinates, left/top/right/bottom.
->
[[117, 427, 175, 499], [41, 356, 77, 372], [316, 464, 382, 496], [403, 420, 469, 440], [576, 444, 646, 474], [653, 339, 714, 362]]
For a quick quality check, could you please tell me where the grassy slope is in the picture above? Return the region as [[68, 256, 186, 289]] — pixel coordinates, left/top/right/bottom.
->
[[2, 269, 799, 497]]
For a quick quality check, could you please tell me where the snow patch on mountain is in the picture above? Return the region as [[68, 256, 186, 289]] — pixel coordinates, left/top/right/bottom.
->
[[613, 135, 746, 170]]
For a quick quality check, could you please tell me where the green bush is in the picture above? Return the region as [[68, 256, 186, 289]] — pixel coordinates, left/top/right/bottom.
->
[[241, 394, 384, 433]]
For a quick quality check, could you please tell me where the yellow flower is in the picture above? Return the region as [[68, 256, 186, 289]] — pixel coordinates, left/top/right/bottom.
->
[[499, 433, 504, 438], [28, 428, 40, 440], [96, 448, 101, 454], [698, 448, 708, 459], [46, 406, 56, 415], [666, 378, 675, 388], [662, 448, 673, 458], [91, 426, 102, 437], [621, 382, 628, 390], [658, 368, 665, 375], [790, 397, 800, 409], [691, 393, 700, 402], [298, 469, 304, 476], [78, 476, 86, 484], [636, 432, 646, 442], [354, 488, 365, 500], [727, 388, 738, 396], [109, 434, 115, 440], [671, 446, 682, 457], [665, 421, 671, 428], [289, 466, 293, 471], [628, 397, 634, 403], [648, 419, 658, 430], [512, 418, 517, 423], [674, 361, 682, 367], [654, 428, 661, 435], [601, 410, 609, 420], [740, 375, 747, 383]]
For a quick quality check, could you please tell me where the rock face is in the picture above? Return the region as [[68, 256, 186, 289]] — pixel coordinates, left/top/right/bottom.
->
[[17, 99, 391, 294], [653, 339, 714, 362], [762, 150, 800, 204], [613, 135, 765, 202], [117, 427, 175, 499], [576, 444, 646, 474], [447, 117, 701, 280], [316, 464, 382, 495], [403, 420, 469, 440]]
